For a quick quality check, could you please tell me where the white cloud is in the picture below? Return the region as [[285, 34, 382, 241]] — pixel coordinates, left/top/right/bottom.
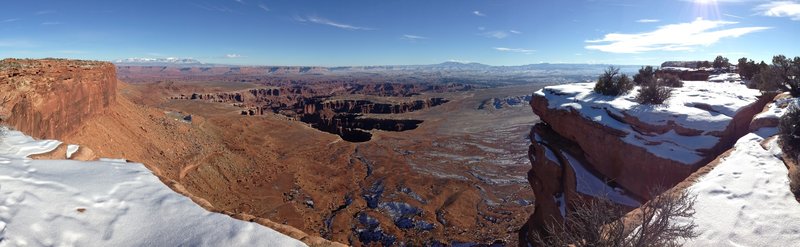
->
[[303, 16, 374, 30], [41, 22, 61, 25], [234, 0, 244, 3], [258, 3, 269, 11], [585, 18, 769, 53], [494, 47, 535, 54], [723, 13, 744, 19], [756, 1, 800, 20], [510, 30, 522, 34], [36, 10, 55, 15], [402, 34, 428, 41], [473, 11, 486, 17], [225, 54, 244, 58], [0, 39, 34, 48], [636, 19, 660, 23], [1, 18, 20, 23], [482, 31, 509, 39]]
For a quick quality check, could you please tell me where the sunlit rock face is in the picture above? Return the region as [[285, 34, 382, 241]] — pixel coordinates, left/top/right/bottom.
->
[[0, 59, 117, 139]]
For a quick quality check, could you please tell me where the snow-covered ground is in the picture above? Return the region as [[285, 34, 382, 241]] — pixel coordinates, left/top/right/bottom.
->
[[753, 93, 799, 124], [0, 128, 306, 247], [681, 133, 800, 246], [535, 81, 760, 164]]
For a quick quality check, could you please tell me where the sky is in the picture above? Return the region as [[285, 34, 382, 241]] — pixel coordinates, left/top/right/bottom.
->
[[1, 0, 799, 66]]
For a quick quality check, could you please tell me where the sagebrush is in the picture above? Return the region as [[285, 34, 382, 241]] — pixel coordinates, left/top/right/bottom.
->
[[657, 74, 683, 88], [779, 105, 800, 161], [595, 67, 634, 96], [636, 83, 672, 105]]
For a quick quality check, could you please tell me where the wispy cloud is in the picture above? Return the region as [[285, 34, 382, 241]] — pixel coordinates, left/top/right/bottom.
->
[[1, 18, 20, 23], [192, 3, 233, 13], [41, 22, 62, 25], [494, 47, 535, 54], [258, 3, 270, 11], [723, 13, 744, 19], [585, 18, 769, 53], [234, 0, 244, 4], [482, 31, 509, 39], [297, 16, 374, 30], [402, 34, 428, 41], [36, 10, 56, 15], [473, 10, 486, 17], [756, 1, 800, 20], [480, 29, 523, 39], [225, 54, 244, 58], [0, 39, 35, 48], [636, 19, 660, 23]]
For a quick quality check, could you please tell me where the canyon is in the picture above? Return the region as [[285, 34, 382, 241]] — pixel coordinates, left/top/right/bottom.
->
[[2, 59, 551, 245]]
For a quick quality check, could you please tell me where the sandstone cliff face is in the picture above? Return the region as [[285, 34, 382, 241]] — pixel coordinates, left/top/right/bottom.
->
[[521, 81, 770, 245], [0, 59, 117, 139]]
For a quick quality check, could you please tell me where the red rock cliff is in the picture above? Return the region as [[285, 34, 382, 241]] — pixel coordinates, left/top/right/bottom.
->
[[520, 81, 770, 245], [0, 59, 117, 139]]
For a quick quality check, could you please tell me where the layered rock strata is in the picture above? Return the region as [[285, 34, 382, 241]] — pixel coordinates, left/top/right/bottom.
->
[[0, 59, 117, 139]]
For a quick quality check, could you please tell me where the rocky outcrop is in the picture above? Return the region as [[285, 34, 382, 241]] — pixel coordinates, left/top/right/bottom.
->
[[0, 59, 117, 139], [657, 69, 710, 81], [529, 82, 769, 199], [521, 81, 771, 245]]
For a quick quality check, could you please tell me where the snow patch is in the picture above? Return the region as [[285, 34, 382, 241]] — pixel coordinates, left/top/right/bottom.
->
[[66, 144, 79, 159], [680, 134, 800, 246], [560, 151, 640, 207]]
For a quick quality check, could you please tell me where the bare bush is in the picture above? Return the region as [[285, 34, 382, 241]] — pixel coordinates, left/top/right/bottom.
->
[[530, 189, 697, 247], [636, 83, 672, 105], [595, 67, 634, 96]]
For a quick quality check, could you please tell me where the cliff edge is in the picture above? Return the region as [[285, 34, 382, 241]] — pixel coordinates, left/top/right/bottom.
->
[[0, 59, 116, 139], [521, 80, 771, 244]]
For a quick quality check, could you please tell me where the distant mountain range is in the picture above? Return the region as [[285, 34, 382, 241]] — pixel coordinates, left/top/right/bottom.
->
[[113, 58, 206, 66], [112, 58, 641, 72]]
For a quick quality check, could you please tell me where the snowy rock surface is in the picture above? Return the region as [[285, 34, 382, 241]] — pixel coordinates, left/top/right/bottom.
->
[[535, 81, 760, 165], [0, 128, 306, 247], [681, 134, 800, 246]]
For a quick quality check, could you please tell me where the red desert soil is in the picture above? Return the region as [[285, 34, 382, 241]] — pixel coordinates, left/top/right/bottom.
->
[[62, 77, 541, 245]]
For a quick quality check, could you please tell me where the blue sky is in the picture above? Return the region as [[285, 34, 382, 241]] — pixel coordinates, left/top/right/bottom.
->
[[1, 0, 799, 66]]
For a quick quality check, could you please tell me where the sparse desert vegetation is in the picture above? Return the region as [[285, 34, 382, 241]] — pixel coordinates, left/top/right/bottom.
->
[[530, 189, 697, 247], [594, 66, 634, 96]]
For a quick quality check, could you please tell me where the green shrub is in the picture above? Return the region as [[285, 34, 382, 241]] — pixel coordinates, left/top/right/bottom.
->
[[657, 73, 684, 88], [594, 67, 634, 96], [636, 82, 672, 105], [780, 105, 800, 161], [754, 67, 784, 93], [634, 66, 656, 85]]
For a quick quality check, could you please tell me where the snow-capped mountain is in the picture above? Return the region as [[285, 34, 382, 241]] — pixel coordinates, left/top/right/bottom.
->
[[113, 57, 205, 66]]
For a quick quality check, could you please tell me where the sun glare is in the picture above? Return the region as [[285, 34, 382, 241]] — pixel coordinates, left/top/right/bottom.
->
[[692, 0, 722, 20], [695, 0, 717, 5]]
